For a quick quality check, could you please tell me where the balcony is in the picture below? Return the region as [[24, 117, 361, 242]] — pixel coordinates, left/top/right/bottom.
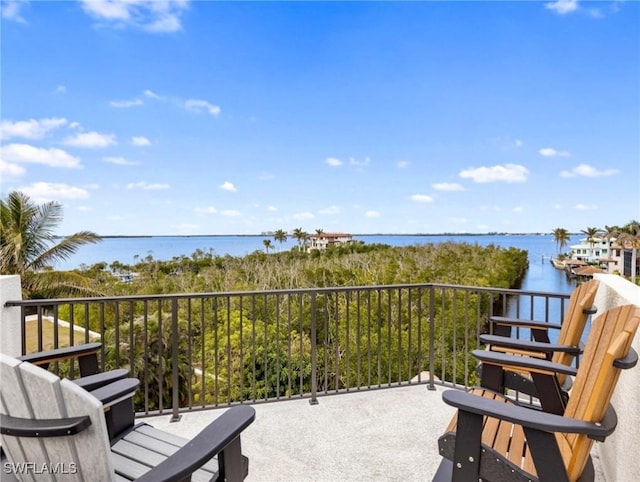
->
[[1, 274, 638, 481]]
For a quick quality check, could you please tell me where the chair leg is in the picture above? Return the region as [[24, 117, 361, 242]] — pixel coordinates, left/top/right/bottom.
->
[[218, 436, 244, 482], [451, 410, 482, 482]]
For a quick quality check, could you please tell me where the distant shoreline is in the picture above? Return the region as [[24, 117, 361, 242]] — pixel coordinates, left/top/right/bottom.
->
[[59, 232, 556, 239]]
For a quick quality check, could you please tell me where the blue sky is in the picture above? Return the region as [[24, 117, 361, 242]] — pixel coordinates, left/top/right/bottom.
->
[[1, 0, 638, 236]]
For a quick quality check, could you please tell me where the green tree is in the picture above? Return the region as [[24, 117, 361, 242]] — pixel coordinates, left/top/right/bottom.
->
[[292, 227, 308, 251], [263, 238, 274, 254], [0, 191, 101, 299], [552, 228, 571, 254], [273, 229, 288, 250], [581, 227, 602, 249]]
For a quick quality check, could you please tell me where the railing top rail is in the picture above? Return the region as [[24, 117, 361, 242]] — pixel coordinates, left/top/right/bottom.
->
[[4, 282, 570, 307]]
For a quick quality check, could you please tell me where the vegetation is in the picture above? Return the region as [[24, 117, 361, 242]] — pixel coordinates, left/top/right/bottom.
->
[[49, 241, 529, 409], [0, 191, 102, 299], [552, 227, 570, 255]]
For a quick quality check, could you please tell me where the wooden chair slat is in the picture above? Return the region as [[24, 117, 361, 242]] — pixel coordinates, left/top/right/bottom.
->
[[437, 304, 640, 482]]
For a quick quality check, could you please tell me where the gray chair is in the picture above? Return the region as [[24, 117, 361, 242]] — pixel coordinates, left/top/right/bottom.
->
[[0, 352, 256, 481]]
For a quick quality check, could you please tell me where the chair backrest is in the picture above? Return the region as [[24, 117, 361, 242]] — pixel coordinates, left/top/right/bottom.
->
[[561, 304, 640, 480], [553, 278, 599, 367], [0, 353, 114, 481]]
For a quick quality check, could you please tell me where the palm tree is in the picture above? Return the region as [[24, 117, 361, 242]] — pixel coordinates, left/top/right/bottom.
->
[[292, 227, 308, 251], [273, 229, 287, 248], [262, 239, 274, 254], [552, 228, 571, 255], [315, 228, 324, 235], [617, 220, 640, 283], [580, 227, 602, 249], [0, 191, 101, 299]]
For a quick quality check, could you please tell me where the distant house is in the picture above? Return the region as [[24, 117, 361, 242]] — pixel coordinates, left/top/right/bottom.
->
[[307, 233, 354, 252], [568, 236, 614, 264]]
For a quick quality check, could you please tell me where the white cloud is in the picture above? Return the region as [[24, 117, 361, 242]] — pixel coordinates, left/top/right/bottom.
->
[[545, 0, 579, 15], [126, 181, 169, 190], [195, 206, 218, 214], [560, 163, 619, 178], [18, 182, 90, 202], [349, 156, 370, 168], [144, 89, 162, 99], [103, 156, 139, 166], [318, 205, 341, 214], [220, 181, 237, 192], [1, 143, 81, 168], [131, 136, 151, 146], [64, 131, 116, 148], [293, 211, 315, 220], [432, 182, 465, 192], [184, 99, 221, 116], [1, 1, 27, 23], [221, 209, 240, 217], [267, 205, 278, 212], [325, 157, 342, 167], [110, 98, 143, 108], [459, 164, 529, 183], [55, 85, 67, 94], [539, 147, 570, 157], [79, 0, 188, 33], [0, 159, 26, 179], [575, 203, 598, 211], [1, 117, 68, 140], [411, 194, 434, 203], [364, 210, 381, 218], [512, 206, 524, 213], [397, 160, 409, 169]]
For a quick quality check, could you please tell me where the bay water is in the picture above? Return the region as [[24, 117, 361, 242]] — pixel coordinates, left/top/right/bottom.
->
[[61, 233, 574, 295]]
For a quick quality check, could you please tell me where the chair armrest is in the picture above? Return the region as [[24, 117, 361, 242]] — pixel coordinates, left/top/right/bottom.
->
[[442, 389, 616, 440], [135, 405, 256, 482], [73, 369, 130, 391], [613, 348, 638, 369], [0, 413, 92, 438], [489, 316, 563, 331], [90, 378, 140, 408], [480, 334, 582, 355], [473, 349, 578, 377], [18, 342, 102, 365]]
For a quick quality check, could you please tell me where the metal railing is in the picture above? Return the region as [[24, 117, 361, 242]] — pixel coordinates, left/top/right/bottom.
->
[[6, 283, 571, 419]]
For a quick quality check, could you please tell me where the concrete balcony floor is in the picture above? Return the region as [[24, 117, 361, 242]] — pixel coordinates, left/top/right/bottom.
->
[[146, 384, 606, 481]]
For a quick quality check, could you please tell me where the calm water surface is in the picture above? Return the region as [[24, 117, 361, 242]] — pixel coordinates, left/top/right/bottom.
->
[[60, 233, 575, 295]]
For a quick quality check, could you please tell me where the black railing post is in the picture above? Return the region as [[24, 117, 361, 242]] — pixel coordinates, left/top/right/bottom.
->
[[170, 297, 182, 422], [428, 284, 436, 391], [309, 292, 318, 405]]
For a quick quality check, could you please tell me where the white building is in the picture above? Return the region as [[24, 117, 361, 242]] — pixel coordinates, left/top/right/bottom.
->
[[307, 233, 353, 251], [569, 236, 614, 264]]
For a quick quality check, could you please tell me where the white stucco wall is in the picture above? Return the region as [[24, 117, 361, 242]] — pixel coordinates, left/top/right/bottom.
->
[[593, 274, 640, 482], [0, 275, 23, 357]]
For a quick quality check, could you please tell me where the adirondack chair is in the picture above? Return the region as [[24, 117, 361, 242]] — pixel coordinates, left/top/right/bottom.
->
[[0, 353, 256, 481], [17, 341, 129, 391], [433, 304, 640, 482], [479, 278, 599, 401]]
